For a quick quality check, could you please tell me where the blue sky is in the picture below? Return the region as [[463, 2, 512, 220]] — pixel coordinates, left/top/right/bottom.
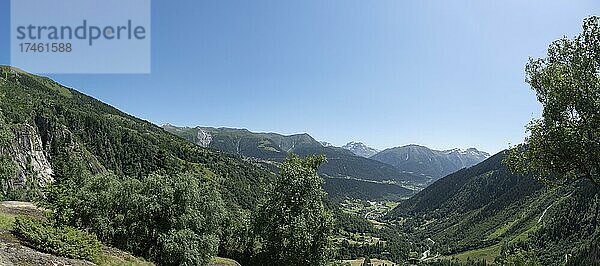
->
[[0, 0, 598, 153]]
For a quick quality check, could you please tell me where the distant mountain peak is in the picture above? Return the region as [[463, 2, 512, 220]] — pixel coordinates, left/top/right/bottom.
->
[[319, 141, 334, 147], [371, 144, 490, 181], [342, 141, 379, 158], [443, 147, 490, 158]]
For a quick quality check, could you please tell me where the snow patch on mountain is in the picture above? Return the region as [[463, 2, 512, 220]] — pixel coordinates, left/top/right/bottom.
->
[[342, 141, 379, 158], [319, 141, 334, 147], [443, 148, 490, 159]]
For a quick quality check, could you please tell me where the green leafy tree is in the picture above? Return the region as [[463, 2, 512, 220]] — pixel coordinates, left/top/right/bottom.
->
[[495, 242, 541, 266], [507, 16, 600, 186], [0, 110, 16, 196], [218, 206, 253, 263], [253, 154, 334, 266], [45, 173, 224, 266]]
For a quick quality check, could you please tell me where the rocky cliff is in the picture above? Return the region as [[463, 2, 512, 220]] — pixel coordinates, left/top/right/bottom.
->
[[3, 124, 54, 190]]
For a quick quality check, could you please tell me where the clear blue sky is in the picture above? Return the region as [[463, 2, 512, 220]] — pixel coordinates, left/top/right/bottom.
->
[[1, 0, 598, 154]]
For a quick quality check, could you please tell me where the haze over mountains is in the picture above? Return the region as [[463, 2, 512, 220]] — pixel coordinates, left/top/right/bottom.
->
[[340, 141, 491, 182]]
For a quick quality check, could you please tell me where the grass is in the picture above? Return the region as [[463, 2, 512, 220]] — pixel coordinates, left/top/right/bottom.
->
[[510, 222, 540, 244], [97, 256, 154, 266], [384, 201, 400, 209], [96, 246, 154, 266], [0, 212, 17, 230], [341, 258, 398, 266], [438, 244, 501, 263], [210, 257, 240, 266], [334, 231, 384, 246], [437, 212, 542, 264], [486, 219, 519, 240], [339, 199, 402, 223]]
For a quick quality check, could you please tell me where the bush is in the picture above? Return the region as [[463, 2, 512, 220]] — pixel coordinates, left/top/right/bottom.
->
[[12, 216, 101, 261], [45, 173, 224, 265]]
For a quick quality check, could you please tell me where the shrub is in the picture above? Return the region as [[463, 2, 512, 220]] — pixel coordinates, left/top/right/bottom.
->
[[12, 216, 101, 261], [45, 173, 224, 265]]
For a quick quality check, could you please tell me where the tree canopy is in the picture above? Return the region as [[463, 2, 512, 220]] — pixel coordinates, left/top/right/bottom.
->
[[507, 16, 600, 186], [45, 173, 224, 266], [253, 154, 334, 266]]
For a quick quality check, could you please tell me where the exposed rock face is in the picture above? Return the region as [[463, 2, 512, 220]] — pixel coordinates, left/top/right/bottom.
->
[[442, 148, 490, 169], [319, 141, 334, 147], [195, 128, 212, 147], [371, 144, 490, 181], [1, 124, 53, 190], [342, 141, 379, 158]]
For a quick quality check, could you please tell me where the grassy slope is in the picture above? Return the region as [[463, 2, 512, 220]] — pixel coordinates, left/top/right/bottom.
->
[[211, 257, 241, 266], [435, 244, 501, 262], [340, 258, 398, 266], [388, 151, 600, 264]]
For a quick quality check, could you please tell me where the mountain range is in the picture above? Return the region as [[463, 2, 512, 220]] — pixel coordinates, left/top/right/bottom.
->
[[341, 141, 379, 158], [164, 124, 490, 187], [162, 125, 421, 200], [162, 125, 491, 188], [371, 144, 490, 182]]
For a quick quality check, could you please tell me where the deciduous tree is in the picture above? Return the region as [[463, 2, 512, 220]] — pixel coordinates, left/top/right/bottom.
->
[[507, 16, 600, 187], [253, 154, 334, 265]]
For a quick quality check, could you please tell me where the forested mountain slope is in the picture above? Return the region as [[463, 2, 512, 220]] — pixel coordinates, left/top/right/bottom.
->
[[390, 152, 541, 216], [0, 65, 274, 210], [387, 151, 600, 264], [323, 178, 413, 202], [0, 66, 286, 264]]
